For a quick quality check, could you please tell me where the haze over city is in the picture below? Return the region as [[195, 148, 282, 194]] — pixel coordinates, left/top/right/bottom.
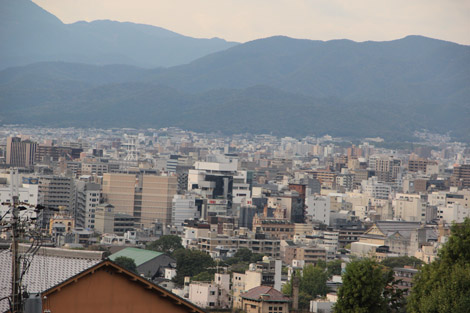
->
[[0, 1, 469, 313]]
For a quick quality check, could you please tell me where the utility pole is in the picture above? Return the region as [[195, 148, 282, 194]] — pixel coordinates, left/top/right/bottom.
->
[[10, 169, 22, 313]]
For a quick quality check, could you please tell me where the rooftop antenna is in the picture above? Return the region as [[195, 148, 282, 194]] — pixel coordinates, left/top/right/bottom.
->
[[124, 135, 138, 162]]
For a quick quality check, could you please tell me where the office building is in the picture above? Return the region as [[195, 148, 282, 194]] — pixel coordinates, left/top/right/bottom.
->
[[102, 173, 177, 227], [6, 137, 37, 167]]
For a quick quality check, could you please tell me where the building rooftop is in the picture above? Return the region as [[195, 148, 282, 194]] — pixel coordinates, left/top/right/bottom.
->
[[108, 247, 163, 267], [0, 249, 101, 312], [241, 286, 290, 302]]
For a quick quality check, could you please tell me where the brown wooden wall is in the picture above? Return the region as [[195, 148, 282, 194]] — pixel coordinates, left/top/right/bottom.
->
[[42, 268, 195, 313]]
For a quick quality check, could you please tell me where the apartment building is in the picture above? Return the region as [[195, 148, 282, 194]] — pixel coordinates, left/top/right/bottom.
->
[[6, 136, 37, 167], [102, 173, 177, 227]]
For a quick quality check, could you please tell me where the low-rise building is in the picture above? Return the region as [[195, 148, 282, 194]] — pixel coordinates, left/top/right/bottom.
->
[[188, 273, 231, 309], [283, 245, 327, 265], [393, 266, 419, 296], [108, 247, 176, 280], [241, 286, 290, 313]]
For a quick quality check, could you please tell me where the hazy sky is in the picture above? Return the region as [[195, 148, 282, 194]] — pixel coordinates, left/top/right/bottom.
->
[[33, 0, 470, 44]]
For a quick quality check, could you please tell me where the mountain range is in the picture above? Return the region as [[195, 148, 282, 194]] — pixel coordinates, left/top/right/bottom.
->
[[0, 0, 469, 141], [0, 0, 238, 69]]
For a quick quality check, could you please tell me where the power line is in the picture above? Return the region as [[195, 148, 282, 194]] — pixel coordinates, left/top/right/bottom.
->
[[4, 169, 50, 313]]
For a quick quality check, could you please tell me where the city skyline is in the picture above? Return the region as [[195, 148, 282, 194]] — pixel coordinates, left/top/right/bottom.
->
[[1, 1, 469, 312]]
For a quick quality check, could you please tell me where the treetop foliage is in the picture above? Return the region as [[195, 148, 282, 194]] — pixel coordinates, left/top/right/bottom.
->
[[334, 258, 405, 313], [381, 256, 424, 269], [114, 256, 137, 273], [407, 218, 470, 313], [172, 248, 215, 285], [146, 235, 183, 255], [283, 263, 329, 310]]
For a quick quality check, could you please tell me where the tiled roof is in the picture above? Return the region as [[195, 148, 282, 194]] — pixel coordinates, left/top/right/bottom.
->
[[0, 249, 100, 312], [376, 221, 421, 234], [241, 286, 290, 302], [41, 260, 208, 313], [108, 247, 163, 267]]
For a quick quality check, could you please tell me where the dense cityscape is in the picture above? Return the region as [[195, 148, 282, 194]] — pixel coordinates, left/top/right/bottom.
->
[[2, 0, 470, 312], [0, 125, 469, 312]]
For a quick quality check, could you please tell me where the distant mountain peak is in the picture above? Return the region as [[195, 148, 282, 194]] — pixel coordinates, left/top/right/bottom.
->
[[0, 34, 468, 141], [0, 0, 63, 24], [0, 0, 238, 69]]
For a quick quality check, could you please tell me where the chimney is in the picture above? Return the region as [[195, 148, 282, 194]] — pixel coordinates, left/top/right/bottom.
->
[[263, 204, 268, 218], [292, 274, 300, 311]]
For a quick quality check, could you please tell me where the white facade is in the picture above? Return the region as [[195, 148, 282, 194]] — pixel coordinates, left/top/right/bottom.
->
[[165, 268, 177, 280], [0, 183, 39, 223], [438, 203, 470, 223], [182, 225, 210, 248], [166, 158, 178, 173], [310, 300, 334, 313], [323, 231, 339, 251], [0, 184, 38, 206], [232, 181, 251, 207], [214, 273, 231, 294], [393, 194, 427, 222], [429, 190, 470, 208], [361, 177, 391, 200], [85, 188, 100, 229], [75, 181, 100, 229], [306, 195, 331, 225], [172, 194, 199, 228], [189, 282, 230, 309], [194, 159, 238, 172]]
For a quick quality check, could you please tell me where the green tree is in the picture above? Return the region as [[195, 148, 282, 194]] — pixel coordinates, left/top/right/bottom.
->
[[334, 258, 404, 313], [327, 259, 343, 277], [283, 265, 328, 310], [114, 256, 137, 273], [146, 235, 183, 255], [227, 247, 264, 264], [173, 249, 215, 285], [230, 262, 250, 273], [300, 265, 328, 298], [407, 218, 470, 313], [192, 271, 213, 282], [224, 248, 264, 272], [381, 256, 423, 269], [282, 278, 292, 295], [234, 247, 253, 262]]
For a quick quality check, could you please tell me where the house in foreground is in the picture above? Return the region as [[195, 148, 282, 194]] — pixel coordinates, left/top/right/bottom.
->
[[0, 249, 205, 313]]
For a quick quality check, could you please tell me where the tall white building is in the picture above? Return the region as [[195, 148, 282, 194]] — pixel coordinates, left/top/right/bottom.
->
[[393, 194, 427, 222], [187, 158, 242, 215], [75, 181, 101, 229], [306, 195, 331, 225], [172, 194, 199, 228], [438, 203, 470, 223], [361, 177, 392, 200]]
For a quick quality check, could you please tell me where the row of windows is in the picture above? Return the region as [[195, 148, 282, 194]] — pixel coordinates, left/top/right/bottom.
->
[[263, 227, 292, 232]]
